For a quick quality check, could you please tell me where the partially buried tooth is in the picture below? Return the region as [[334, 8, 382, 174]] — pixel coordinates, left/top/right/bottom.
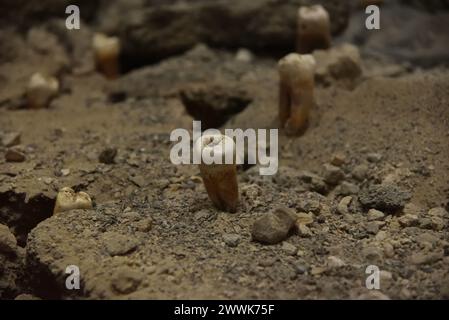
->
[[53, 187, 93, 215], [297, 4, 331, 54], [278, 53, 316, 135], [26, 72, 59, 109], [194, 133, 239, 213], [92, 33, 121, 79]]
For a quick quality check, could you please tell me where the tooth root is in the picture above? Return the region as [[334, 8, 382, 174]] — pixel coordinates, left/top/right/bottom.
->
[[96, 53, 120, 79], [278, 81, 291, 128], [200, 165, 239, 213], [285, 87, 313, 134]]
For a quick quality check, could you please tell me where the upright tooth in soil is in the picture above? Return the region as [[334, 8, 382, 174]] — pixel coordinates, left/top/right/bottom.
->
[[92, 33, 121, 79], [297, 4, 331, 54], [278, 53, 316, 135], [194, 133, 239, 213]]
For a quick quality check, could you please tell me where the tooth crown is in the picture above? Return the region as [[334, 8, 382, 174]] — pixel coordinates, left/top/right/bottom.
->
[[194, 134, 236, 166], [26, 72, 59, 109], [278, 53, 316, 86], [93, 33, 121, 57], [298, 5, 331, 35], [53, 187, 93, 215]]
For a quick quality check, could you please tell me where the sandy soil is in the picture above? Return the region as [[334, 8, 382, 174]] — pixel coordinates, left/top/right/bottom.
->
[[0, 1, 449, 300]]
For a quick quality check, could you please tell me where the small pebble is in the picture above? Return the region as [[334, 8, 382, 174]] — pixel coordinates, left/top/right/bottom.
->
[[5, 148, 25, 162], [223, 233, 240, 247]]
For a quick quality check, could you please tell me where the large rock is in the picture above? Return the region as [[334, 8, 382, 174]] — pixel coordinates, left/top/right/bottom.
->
[[0, 0, 100, 28], [0, 26, 69, 108], [359, 184, 412, 213], [340, 4, 449, 67], [179, 82, 252, 129], [0, 223, 24, 299], [0, 224, 17, 254], [97, 0, 350, 66], [0, 190, 55, 246]]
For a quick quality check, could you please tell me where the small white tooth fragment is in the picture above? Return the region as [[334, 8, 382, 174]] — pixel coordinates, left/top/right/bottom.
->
[[26, 72, 59, 109], [53, 187, 93, 215], [92, 33, 121, 79]]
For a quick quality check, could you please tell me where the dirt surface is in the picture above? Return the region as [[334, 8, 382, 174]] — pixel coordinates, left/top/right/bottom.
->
[[1, 1, 449, 300]]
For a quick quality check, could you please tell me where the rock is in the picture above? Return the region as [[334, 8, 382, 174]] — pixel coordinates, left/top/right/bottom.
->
[[0, 1, 99, 29], [97, 0, 350, 64], [428, 207, 448, 218], [297, 224, 312, 238], [101, 232, 140, 256], [359, 184, 412, 213], [367, 209, 385, 221], [294, 263, 307, 275], [341, 4, 449, 67], [330, 153, 346, 166], [352, 164, 369, 181], [362, 246, 383, 261], [128, 175, 146, 188], [111, 266, 143, 294], [296, 212, 314, 226], [403, 203, 424, 216], [281, 242, 297, 256], [337, 196, 352, 215], [313, 44, 362, 86], [427, 216, 445, 231], [323, 164, 345, 185], [326, 256, 346, 268], [375, 230, 388, 241], [336, 181, 360, 196], [408, 250, 444, 265], [179, 83, 251, 129], [5, 147, 25, 162], [296, 192, 325, 214], [398, 214, 419, 227], [441, 278, 449, 299], [45, 19, 96, 75], [383, 242, 395, 258], [299, 171, 328, 194], [99, 147, 117, 164], [365, 221, 382, 235], [367, 153, 382, 163], [1, 132, 21, 147], [223, 233, 240, 248], [415, 233, 439, 247], [251, 207, 296, 245], [0, 224, 17, 254], [418, 218, 432, 229], [134, 218, 152, 232]]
